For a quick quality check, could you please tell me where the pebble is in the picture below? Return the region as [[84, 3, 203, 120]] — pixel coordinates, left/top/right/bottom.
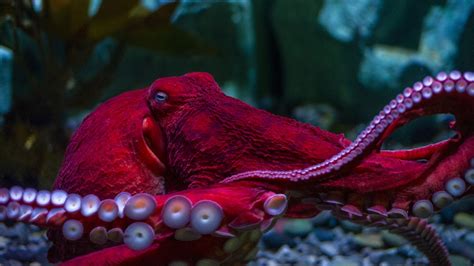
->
[[352, 233, 384, 249], [284, 219, 313, 238], [449, 255, 472, 266], [294, 242, 317, 256], [445, 239, 474, 260], [0, 224, 49, 265], [464, 232, 474, 245], [295, 254, 318, 265], [339, 220, 362, 233], [311, 211, 332, 227], [262, 229, 296, 249], [0, 235, 8, 249], [330, 256, 359, 266], [397, 246, 422, 258], [379, 254, 406, 265], [319, 242, 339, 257], [454, 213, 474, 230], [275, 245, 299, 264], [381, 230, 407, 247], [313, 228, 336, 241]]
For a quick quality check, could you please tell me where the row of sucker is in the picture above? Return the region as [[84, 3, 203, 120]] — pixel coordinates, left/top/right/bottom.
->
[[62, 192, 157, 251], [162, 195, 225, 241], [0, 187, 158, 251], [1, 186, 292, 263], [412, 159, 473, 219], [221, 71, 474, 184], [307, 158, 473, 222], [0, 187, 68, 207], [309, 198, 451, 265], [1, 187, 282, 255], [166, 194, 287, 266]]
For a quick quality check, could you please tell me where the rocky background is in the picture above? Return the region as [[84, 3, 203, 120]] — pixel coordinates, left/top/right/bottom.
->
[[0, 0, 473, 265]]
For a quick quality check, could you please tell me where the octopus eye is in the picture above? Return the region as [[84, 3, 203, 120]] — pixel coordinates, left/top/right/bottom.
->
[[154, 91, 168, 102]]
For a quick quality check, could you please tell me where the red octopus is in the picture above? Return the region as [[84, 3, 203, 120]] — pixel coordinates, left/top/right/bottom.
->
[[1, 71, 474, 265]]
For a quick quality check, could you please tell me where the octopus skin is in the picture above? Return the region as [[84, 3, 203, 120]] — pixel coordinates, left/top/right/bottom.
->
[[0, 71, 474, 265]]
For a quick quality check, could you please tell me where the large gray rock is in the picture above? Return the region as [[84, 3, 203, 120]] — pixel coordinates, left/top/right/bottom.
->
[[0, 46, 12, 119], [359, 0, 474, 90]]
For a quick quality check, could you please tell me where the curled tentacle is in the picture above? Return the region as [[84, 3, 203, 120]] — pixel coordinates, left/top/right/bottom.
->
[[324, 199, 451, 266], [222, 71, 474, 184], [219, 71, 474, 265]]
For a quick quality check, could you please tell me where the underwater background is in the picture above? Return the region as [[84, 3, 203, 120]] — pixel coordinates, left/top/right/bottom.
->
[[0, 0, 473, 265]]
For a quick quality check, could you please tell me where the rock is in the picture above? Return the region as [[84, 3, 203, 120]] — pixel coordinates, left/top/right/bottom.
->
[[464, 232, 474, 245], [319, 242, 339, 257], [262, 229, 296, 249], [442, 227, 468, 242], [359, 0, 474, 89], [319, 256, 331, 266], [295, 254, 318, 266], [339, 220, 362, 233], [318, 0, 381, 42], [449, 255, 471, 266], [440, 205, 456, 223], [0, 236, 9, 249], [327, 216, 339, 228], [445, 239, 474, 261], [6, 245, 36, 261], [311, 211, 333, 227], [361, 257, 372, 266], [284, 219, 313, 238], [352, 233, 384, 249], [409, 257, 429, 265], [251, 258, 279, 266], [295, 242, 317, 256], [380, 254, 406, 265], [313, 228, 336, 242], [329, 256, 359, 266], [275, 245, 299, 264], [17, 224, 30, 244], [381, 230, 407, 247], [0, 45, 13, 117], [368, 250, 385, 264], [397, 245, 422, 258], [454, 213, 474, 230], [28, 232, 45, 244], [7, 260, 22, 266], [304, 232, 322, 247]]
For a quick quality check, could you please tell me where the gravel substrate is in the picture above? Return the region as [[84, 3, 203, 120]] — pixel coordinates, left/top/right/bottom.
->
[[250, 198, 474, 266], [0, 223, 50, 266]]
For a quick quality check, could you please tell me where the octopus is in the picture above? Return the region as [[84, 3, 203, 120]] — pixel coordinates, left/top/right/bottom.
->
[[0, 71, 474, 266]]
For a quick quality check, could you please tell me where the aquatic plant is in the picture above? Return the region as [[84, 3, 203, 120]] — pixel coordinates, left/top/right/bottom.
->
[[0, 0, 207, 186]]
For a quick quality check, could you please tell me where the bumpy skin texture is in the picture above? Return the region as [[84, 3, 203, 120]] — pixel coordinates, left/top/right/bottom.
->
[[4, 72, 474, 265]]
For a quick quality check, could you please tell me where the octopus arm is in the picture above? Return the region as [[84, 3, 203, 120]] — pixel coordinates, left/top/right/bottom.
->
[[0, 183, 288, 265]]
